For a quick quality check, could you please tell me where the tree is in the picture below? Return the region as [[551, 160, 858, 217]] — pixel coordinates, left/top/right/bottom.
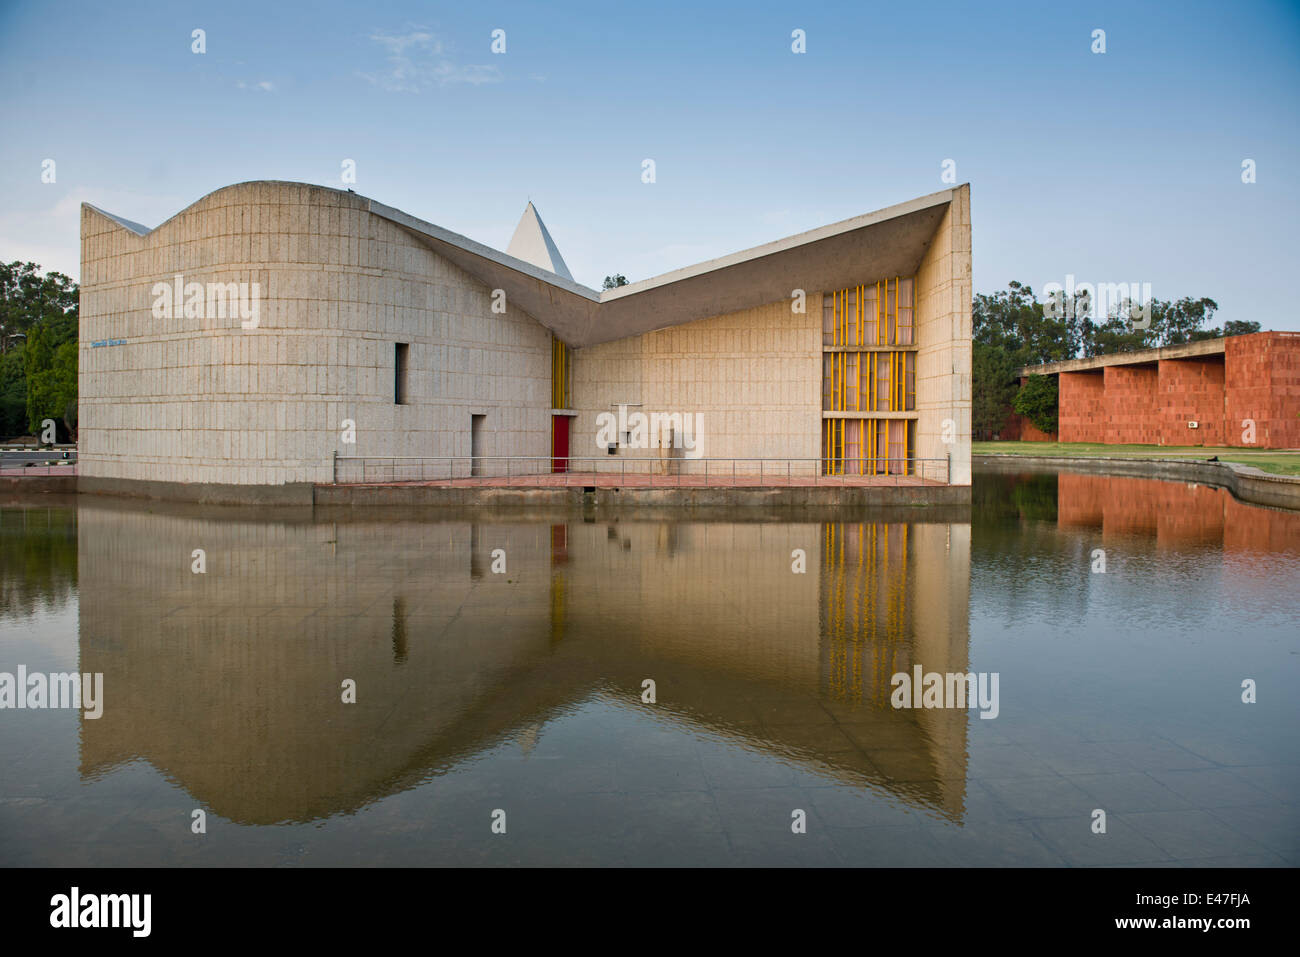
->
[[1083, 296, 1222, 354], [0, 262, 41, 353], [52, 340, 78, 433], [973, 282, 1072, 439], [0, 344, 26, 437], [1012, 374, 1059, 436], [1222, 320, 1261, 337], [974, 281, 1084, 366], [24, 325, 77, 440], [972, 342, 1018, 440], [0, 262, 79, 440], [1152, 296, 1219, 346], [1083, 316, 1143, 356], [602, 274, 628, 290], [1, 262, 77, 353], [973, 281, 1230, 437]]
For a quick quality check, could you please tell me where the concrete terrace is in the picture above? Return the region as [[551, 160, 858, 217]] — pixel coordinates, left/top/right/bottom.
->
[[326, 470, 944, 489]]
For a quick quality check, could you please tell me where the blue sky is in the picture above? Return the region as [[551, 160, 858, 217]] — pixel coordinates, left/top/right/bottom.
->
[[2, 0, 1298, 328]]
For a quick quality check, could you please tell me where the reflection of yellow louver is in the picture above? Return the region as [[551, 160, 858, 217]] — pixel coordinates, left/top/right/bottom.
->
[[822, 522, 910, 703]]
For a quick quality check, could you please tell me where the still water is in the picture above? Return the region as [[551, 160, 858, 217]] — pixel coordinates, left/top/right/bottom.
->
[[1, 468, 1296, 866]]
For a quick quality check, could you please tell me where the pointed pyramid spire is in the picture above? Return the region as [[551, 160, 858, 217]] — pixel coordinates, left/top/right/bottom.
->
[[506, 202, 573, 281]]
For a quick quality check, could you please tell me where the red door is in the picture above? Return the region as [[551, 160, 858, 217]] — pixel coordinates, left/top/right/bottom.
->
[[552, 415, 570, 473]]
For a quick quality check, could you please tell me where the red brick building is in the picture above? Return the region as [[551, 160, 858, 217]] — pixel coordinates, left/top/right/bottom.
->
[[1007, 331, 1300, 449]]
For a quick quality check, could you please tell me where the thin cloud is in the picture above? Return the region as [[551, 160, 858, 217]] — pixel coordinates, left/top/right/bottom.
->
[[359, 27, 501, 91]]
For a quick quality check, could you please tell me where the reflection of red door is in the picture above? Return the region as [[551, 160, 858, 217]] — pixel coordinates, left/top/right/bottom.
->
[[552, 415, 569, 473]]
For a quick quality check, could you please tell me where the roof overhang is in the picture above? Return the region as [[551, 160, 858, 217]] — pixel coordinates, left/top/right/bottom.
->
[[1017, 338, 1228, 378], [83, 204, 151, 236], [370, 199, 601, 345], [371, 187, 959, 348], [86, 180, 962, 350]]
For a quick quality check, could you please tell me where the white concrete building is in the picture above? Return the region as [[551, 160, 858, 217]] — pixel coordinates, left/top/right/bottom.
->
[[78, 181, 971, 502]]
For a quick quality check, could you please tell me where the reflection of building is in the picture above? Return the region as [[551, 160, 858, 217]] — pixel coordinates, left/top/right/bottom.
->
[[1009, 333, 1300, 448], [75, 503, 971, 825], [1056, 472, 1300, 552], [819, 521, 971, 810], [0, 506, 78, 619], [79, 182, 972, 498]]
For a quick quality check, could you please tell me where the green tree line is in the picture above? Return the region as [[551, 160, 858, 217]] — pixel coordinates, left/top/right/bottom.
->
[[973, 281, 1259, 439], [1, 262, 79, 441]]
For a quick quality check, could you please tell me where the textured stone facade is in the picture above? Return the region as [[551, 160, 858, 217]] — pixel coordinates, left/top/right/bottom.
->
[[79, 181, 973, 492], [914, 189, 973, 484], [569, 297, 822, 474], [80, 182, 550, 486]]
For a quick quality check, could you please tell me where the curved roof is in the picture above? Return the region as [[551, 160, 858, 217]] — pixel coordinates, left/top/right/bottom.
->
[[86, 180, 964, 348]]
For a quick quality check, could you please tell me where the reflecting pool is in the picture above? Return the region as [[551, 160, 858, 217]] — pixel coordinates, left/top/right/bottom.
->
[[0, 468, 1296, 866]]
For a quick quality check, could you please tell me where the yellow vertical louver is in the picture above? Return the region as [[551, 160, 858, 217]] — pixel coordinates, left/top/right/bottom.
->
[[822, 279, 918, 476], [552, 337, 569, 409]]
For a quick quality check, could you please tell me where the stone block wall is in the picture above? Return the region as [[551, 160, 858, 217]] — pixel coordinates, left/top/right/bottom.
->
[[914, 184, 972, 484], [568, 183, 971, 486], [80, 181, 974, 491], [569, 296, 822, 475], [79, 182, 552, 486]]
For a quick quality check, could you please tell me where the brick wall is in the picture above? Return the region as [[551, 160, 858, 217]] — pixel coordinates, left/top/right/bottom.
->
[[1047, 333, 1298, 449], [1157, 356, 1225, 446], [1058, 371, 1104, 442], [1225, 332, 1300, 448], [1103, 365, 1159, 444]]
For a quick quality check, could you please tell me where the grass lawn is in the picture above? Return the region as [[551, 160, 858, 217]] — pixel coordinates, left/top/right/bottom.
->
[[972, 441, 1300, 477]]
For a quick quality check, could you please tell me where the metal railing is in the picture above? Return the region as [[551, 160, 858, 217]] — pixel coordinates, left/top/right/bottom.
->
[[333, 455, 950, 486]]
